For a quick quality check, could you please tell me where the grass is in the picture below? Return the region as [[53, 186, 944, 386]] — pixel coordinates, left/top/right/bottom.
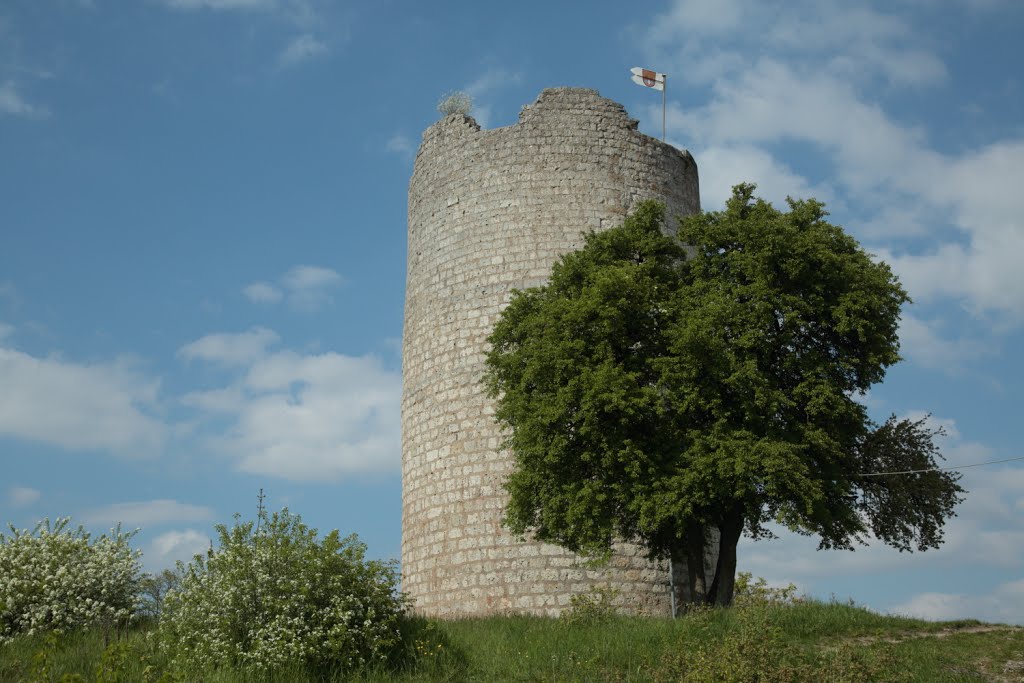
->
[[2, 600, 1021, 682]]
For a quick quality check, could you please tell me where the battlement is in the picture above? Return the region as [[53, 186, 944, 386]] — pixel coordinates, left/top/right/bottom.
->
[[425, 87, 638, 136], [401, 88, 708, 617]]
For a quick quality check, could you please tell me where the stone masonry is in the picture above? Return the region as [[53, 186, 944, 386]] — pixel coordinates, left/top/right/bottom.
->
[[402, 87, 713, 617]]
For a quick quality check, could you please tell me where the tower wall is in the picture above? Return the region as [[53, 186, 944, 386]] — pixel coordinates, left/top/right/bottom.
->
[[402, 88, 705, 617]]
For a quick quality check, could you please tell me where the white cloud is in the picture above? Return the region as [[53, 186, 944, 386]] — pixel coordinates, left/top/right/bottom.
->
[[896, 314, 990, 370], [465, 67, 522, 98], [7, 486, 40, 507], [277, 33, 327, 69], [162, 0, 276, 10], [147, 529, 211, 570], [889, 579, 1024, 624], [889, 140, 1024, 318], [82, 499, 215, 527], [241, 266, 342, 312], [281, 264, 340, 291], [178, 327, 279, 366], [683, 143, 833, 213], [385, 134, 414, 157], [739, 461, 1024, 582], [649, 0, 744, 39], [462, 67, 523, 129], [0, 348, 165, 456], [181, 385, 244, 413], [0, 283, 16, 306], [733, 408, 1022, 606], [281, 265, 342, 311], [242, 281, 283, 304], [186, 348, 401, 481], [644, 2, 1024, 328], [0, 81, 49, 119], [650, 0, 945, 87]]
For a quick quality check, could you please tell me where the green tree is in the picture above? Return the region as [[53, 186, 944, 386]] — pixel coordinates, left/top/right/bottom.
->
[[483, 185, 964, 607], [137, 567, 183, 620]]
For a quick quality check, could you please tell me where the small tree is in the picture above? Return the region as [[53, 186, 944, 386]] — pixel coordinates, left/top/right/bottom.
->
[[137, 567, 182, 620], [437, 90, 472, 116], [484, 187, 964, 607], [0, 518, 141, 643], [157, 507, 406, 678]]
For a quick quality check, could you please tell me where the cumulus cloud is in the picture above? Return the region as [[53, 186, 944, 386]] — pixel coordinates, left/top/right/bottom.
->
[[242, 281, 283, 304], [243, 265, 342, 312], [182, 338, 401, 482], [82, 499, 215, 527], [465, 67, 522, 99], [0, 347, 166, 456], [385, 134, 414, 157], [161, 0, 276, 10], [459, 67, 523, 129], [737, 413, 1024, 591], [887, 140, 1024, 318], [281, 264, 340, 291], [0, 81, 49, 119], [890, 579, 1024, 624], [896, 314, 991, 371], [146, 529, 211, 570], [277, 33, 327, 68], [682, 143, 834, 213], [642, 0, 1024, 335], [649, 0, 946, 87], [179, 327, 280, 366], [7, 486, 40, 507]]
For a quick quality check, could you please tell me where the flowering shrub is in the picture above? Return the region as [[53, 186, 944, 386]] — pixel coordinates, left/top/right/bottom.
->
[[0, 518, 142, 644], [157, 508, 406, 678]]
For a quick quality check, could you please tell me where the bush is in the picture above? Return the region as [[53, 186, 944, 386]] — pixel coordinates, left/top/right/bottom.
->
[[157, 508, 406, 679], [436, 90, 472, 116], [560, 586, 620, 626], [0, 518, 142, 644], [733, 571, 801, 606]]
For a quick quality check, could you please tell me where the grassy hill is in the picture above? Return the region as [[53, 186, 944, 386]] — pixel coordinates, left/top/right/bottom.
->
[[2, 598, 1021, 682]]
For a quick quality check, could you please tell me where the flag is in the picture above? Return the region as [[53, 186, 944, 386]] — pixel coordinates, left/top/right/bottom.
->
[[630, 67, 665, 91]]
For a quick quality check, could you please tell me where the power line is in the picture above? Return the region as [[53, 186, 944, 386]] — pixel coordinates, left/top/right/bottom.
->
[[860, 454, 1024, 477]]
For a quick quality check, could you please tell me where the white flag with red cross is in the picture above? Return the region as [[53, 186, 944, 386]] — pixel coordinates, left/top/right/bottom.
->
[[630, 67, 665, 91]]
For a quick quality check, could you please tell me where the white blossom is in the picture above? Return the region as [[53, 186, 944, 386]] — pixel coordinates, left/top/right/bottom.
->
[[0, 517, 141, 643], [156, 508, 406, 676]]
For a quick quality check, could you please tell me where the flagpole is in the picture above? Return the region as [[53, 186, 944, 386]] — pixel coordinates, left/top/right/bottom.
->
[[662, 74, 667, 143]]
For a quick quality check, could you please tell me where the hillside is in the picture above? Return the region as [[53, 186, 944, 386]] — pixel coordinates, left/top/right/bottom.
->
[[3, 599, 1021, 682]]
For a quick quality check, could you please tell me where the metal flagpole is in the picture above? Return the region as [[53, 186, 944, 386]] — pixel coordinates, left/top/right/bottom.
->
[[669, 558, 677, 618]]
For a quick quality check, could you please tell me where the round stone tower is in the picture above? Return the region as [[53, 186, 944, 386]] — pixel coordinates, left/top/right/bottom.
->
[[402, 87, 707, 617]]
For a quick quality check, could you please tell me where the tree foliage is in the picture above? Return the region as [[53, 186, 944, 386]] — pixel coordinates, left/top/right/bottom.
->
[[137, 567, 182, 620], [483, 185, 964, 606]]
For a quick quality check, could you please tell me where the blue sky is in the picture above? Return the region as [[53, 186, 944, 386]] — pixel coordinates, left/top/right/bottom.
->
[[1, 0, 1022, 624]]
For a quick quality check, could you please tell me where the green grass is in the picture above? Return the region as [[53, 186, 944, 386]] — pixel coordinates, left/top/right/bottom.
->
[[2, 601, 1021, 682]]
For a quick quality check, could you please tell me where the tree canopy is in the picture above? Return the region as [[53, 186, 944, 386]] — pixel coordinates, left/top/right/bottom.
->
[[483, 185, 964, 606]]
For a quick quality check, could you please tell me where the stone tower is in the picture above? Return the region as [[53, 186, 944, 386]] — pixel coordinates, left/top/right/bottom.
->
[[402, 87, 708, 617]]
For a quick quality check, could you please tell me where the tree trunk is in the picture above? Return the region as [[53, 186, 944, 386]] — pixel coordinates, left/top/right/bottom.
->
[[707, 515, 743, 606], [682, 522, 708, 605]]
